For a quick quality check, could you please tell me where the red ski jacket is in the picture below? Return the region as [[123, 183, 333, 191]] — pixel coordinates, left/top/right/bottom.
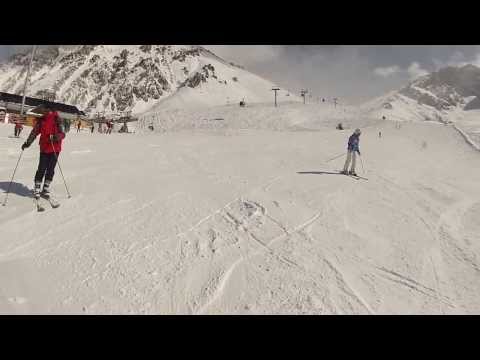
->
[[26, 111, 66, 153]]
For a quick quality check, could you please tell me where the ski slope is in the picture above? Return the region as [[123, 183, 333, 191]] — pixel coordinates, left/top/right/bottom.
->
[[1, 103, 480, 314], [140, 52, 300, 113], [139, 101, 366, 132]]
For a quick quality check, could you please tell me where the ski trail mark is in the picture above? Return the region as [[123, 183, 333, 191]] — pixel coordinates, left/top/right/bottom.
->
[[195, 256, 244, 315], [375, 266, 455, 308], [323, 258, 374, 314]]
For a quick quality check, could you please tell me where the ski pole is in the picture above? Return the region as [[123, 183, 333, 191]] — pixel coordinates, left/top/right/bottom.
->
[[50, 138, 72, 198], [326, 153, 346, 162], [359, 155, 366, 174], [2, 150, 24, 206]]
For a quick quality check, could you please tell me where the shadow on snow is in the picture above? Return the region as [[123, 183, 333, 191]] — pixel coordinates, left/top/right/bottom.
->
[[0, 182, 32, 198], [297, 171, 342, 175]]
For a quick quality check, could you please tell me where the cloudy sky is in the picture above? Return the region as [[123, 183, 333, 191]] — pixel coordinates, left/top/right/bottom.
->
[[2, 45, 480, 104]]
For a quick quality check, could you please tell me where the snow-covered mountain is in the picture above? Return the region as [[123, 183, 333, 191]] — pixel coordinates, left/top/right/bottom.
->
[[0, 45, 297, 116], [362, 64, 480, 125]]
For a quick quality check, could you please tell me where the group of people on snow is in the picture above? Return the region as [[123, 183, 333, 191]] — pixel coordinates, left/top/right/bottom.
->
[[15, 103, 365, 201], [74, 120, 116, 134], [96, 121, 114, 134]]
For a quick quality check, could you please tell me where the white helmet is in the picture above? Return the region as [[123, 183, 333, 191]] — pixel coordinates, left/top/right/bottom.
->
[[354, 128, 361, 135]]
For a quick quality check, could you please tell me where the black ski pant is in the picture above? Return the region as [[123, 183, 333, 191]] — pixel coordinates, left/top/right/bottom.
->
[[34, 152, 58, 184], [14, 127, 22, 137]]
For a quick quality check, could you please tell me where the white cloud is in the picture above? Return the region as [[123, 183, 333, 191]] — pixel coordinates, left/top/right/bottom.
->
[[373, 62, 429, 80], [407, 62, 429, 79], [373, 65, 401, 77], [203, 45, 284, 67], [471, 53, 480, 67], [433, 51, 468, 70], [432, 50, 480, 70]]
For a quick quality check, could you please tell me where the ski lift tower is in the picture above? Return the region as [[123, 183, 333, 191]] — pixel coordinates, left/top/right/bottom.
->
[[301, 89, 308, 104], [271, 87, 280, 107], [20, 45, 37, 116]]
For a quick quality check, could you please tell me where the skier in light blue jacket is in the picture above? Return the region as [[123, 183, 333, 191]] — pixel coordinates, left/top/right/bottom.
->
[[341, 128, 361, 176]]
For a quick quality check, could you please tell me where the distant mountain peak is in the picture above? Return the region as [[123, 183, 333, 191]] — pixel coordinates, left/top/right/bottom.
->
[[396, 64, 480, 112], [362, 63, 480, 124]]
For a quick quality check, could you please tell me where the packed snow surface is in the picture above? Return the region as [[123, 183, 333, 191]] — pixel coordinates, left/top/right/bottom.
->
[[1, 102, 479, 314]]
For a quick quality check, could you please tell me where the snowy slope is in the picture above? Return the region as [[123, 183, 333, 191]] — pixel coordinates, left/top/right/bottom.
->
[[143, 54, 298, 113], [361, 91, 452, 124], [1, 104, 479, 314], [0, 45, 299, 116], [138, 101, 368, 132], [362, 64, 480, 122], [361, 64, 480, 148]]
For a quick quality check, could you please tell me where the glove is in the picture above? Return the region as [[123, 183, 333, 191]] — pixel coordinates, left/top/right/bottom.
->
[[50, 134, 60, 142], [357, 150, 361, 156], [21, 142, 29, 150]]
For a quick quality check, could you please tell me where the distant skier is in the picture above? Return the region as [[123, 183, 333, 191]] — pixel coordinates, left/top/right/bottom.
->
[[90, 122, 95, 133], [379, 131, 382, 138], [14, 119, 23, 137], [119, 122, 128, 133], [341, 128, 361, 176], [76, 121, 81, 133], [63, 119, 71, 133], [21, 105, 66, 199]]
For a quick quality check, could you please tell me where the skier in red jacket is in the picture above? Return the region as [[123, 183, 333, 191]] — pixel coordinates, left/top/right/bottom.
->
[[21, 105, 66, 199], [14, 119, 24, 137]]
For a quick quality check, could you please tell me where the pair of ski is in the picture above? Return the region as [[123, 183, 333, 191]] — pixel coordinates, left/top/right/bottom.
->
[[338, 171, 368, 181], [34, 193, 60, 212]]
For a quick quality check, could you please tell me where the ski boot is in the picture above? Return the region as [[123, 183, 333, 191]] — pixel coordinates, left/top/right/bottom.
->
[[41, 181, 51, 199], [33, 182, 42, 199], [348, 170, 358, 177]]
